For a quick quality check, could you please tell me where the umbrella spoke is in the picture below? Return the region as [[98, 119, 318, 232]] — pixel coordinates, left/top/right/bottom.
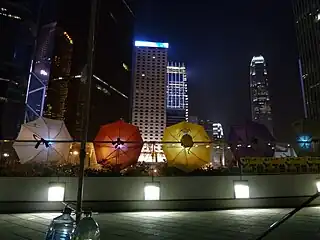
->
[[167, 131, 180, 142], [123, 128, 141, 142], [101, 149, 118, 161], [51, 145, 66, 163], [51, 121, 64, 140], [119, 149, 132, 162], [31, 148, 46, 162], [192, 128, 202, 140], [170, 148, 185, 165], [189, 149, 209, 164]]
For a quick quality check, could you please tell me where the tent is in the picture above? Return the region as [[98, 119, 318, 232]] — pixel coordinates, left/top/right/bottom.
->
[[162, 121, 212, 172], [94, 120, 143, 169], [13, 117, 72, 164]]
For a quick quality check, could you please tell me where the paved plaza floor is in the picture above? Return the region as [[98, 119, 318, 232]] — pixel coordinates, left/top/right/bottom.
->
[[0, 207, 320, 239]]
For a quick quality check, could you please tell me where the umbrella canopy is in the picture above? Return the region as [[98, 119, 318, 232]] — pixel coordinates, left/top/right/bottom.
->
[[94, 120, 143, 169], [162, 121, 212, 172], [13, 117, 72, 164], [228, 121, 275, 161]]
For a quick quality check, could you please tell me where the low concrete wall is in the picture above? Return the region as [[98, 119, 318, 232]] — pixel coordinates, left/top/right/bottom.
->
[[0, 174, 319, 212]]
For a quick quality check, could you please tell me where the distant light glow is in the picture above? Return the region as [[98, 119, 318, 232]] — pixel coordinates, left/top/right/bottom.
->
[[251, 55, 265, 64], [63, 31, 73, 44], [3, 153, 9, 157], [298, 135, 312, 149], [316, 180, 320, 192], [133, 212, 172, 217], [72, 150, 79, 155], [122, 63, 129, 71], [0, 9, 21, 20], [40, 70, 48, 76], [135, 41, 169, 48]]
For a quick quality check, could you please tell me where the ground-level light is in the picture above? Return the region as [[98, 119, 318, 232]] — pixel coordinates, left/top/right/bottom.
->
[[144, 182, 160, 200], [234, 180, 250, 199], [316, 180, 320, 193], [48, 183, 65, 201]]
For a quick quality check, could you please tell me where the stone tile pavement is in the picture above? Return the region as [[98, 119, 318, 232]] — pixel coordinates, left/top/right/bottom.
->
[[0, 207, 320, 239]]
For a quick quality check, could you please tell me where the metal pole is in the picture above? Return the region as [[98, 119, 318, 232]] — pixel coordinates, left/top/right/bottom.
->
[[76, 0, 98, 223], [256, 192, 320, 240]]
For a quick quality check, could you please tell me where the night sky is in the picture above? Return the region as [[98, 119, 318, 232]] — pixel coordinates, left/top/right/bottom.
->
[[135, 0, 304, 141]]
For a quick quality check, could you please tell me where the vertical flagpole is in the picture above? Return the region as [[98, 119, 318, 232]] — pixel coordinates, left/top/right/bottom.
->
[[76, 0, 98, 223]]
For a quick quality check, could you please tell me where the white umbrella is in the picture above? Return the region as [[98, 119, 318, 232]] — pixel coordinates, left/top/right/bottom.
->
[[13, 117, 72, 164]]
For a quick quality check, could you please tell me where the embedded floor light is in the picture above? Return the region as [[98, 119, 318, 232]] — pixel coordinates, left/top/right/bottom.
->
[[144, 182, 160, 200], [234, 180, 250, 199], [48, 183, 65, 201], [316, 180, 320, 193]]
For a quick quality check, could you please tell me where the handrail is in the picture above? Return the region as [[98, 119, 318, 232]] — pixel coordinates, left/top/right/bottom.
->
[[256, 192, 320, 239]]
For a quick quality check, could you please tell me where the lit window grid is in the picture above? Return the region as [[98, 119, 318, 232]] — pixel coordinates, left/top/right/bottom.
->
[[167, 71, 188, 110], [212, 123, 224, 138], [132, 46, 168, 161]]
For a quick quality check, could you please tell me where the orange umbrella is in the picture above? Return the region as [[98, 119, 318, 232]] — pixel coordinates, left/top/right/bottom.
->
[[94, 120, 143, 169]]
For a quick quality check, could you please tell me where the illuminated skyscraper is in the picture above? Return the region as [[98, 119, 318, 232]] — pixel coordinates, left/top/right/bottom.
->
[[166, 62, 188, 126], [25, 22, 73, 122], [25, 22, 56, 121], [132, 41, 168, 162], [293, 0, 320, 120], [250, 56, 273, 135]]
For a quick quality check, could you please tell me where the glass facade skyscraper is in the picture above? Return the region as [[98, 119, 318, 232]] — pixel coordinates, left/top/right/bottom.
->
[[250, 55, 273, 135], [0, 3, 35, 139], [293, 0, 320, 120], [166, 62, 188, 126], [25, 22, 57, 122]]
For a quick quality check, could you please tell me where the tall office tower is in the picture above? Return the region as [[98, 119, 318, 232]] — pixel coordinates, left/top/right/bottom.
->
[[132, 41, 169, 162], [44, 30, 73, 120], [0, 3, 35, 139], [250, 55, 273, 135], [25, 22, 73, 122], [166, 62, 188, 127], [293, 0, 320, 120]]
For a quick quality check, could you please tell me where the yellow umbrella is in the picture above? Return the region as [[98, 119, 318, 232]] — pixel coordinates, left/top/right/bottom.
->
[[162, 121, 212, 172]]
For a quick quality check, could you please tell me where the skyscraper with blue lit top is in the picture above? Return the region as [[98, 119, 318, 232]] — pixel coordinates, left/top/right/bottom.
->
[[166, 62, 188, 126], [132, 41, 168, 162]]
